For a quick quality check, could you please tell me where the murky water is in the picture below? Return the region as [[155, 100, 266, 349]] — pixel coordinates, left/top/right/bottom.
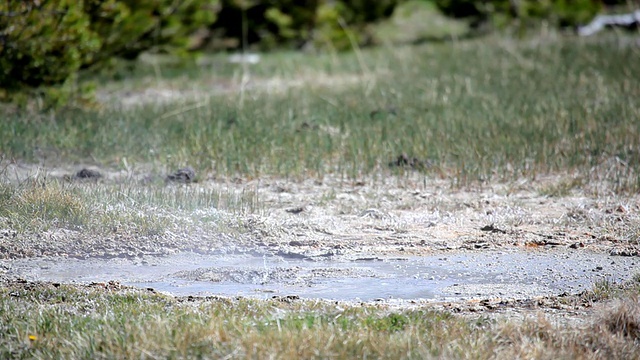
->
[[6, 250, 637, 301]]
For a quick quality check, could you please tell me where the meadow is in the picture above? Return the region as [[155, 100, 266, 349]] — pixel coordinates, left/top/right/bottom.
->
[[1, 28, 640, 359], [3, 33, 639, 192], [1, 278, 639, 359]]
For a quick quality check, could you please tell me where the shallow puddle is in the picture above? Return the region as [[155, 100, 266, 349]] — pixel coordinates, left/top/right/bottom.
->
[[7, 250, 637, 301]]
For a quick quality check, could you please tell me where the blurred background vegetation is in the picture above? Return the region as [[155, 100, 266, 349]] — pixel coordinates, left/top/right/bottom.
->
[[0, 0, 635, 105]]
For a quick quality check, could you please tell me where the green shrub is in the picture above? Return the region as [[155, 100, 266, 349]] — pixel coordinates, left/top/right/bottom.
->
[[1, 0, 399, 107], [433, 0, 603, 29], [83, 0, 158, 62], [212, 0, 319, 50], [114, 0, 220, 55], [0, 0, 220, 105], [0, 1, 100, 90], [339, 0, 399, 24], [210, 0, 403, 51], [82, 0, 220, 63], [315, 0, 401, 49]]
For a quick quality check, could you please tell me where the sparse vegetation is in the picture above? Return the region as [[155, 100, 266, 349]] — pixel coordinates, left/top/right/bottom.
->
[[1, 5, 640, 358], [0, 279, 638, 359], [0, 171, 263, 259], [3, 34, 639, 192]]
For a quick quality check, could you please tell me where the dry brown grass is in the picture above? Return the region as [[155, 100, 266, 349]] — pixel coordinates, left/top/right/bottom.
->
[[1, 281, 639, 359]]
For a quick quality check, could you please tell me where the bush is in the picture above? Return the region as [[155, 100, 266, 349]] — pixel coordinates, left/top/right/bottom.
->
[[433, 0, 603, 29], [86, 0, 220, 60], [0, 1, 101, 90], [0, 0, 220, 93], [1, 0, 398, 107], [211, 0, 319, 50], [315, 0, 400, 49], [209, 0, 403, 51]]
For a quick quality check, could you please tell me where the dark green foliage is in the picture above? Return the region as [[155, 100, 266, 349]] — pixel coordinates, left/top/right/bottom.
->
[[0, 0, 220, 93], [0, 1, 101, 89], [317, 0, 401, 48], [432, 0, 480, 19], [340, 0, 400, 23], [107, 0, 219, 56], [212, 0, 320, 49], [82, 0, 220, 63], [0, 0, 400, 101], [211, 0, 403, 51], [83, 0, 158, 62], [433, 0, 603, 28]]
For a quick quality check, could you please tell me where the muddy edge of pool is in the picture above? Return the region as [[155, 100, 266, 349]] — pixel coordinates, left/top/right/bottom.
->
[[1, 167, 639, 317], [4, 249, 637, 305]]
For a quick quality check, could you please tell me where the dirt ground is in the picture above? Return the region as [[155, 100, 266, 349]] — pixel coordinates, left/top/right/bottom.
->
[[2, 162, 639, 259], [1, 162, 639, 320]]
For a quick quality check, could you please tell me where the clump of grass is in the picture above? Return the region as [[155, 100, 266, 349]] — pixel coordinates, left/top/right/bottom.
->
[[581, 278, 622, 303], [596, 295, 640, 341], [0, 174, 251, 237], [0, 177, 126, 235], [0, 178, 88, 232], [577, 274, 640, 306]]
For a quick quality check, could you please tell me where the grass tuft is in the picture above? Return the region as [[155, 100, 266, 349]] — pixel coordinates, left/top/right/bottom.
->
[[0, 178, 88, 232], [0, 173, 258, 247], [597, 296, 640, 340]]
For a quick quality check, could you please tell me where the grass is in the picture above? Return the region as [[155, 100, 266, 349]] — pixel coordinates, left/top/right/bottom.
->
[[0, 171, 260, 240], [538, 176, 586, 197], [374, 0, 469, 44], [2, 32, 639, 192], [0, 279, 638, 359], [1, 22, 640, 359]]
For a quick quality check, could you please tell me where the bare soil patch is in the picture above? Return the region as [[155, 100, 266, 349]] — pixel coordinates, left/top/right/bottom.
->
[[1, 162, 639, 319], [3, 163, 639, 260]]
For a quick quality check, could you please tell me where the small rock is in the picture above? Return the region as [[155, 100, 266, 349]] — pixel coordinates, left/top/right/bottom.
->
[[166, 167, 196, 183], [388, 153, 430, 170], [272, 295, 299, 302], [480, 224, 507, 234], [286, 206, 305, 214], [74, 168, 102, 180]]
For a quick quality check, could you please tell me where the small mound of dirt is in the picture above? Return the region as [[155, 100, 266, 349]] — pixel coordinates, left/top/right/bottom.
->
[[369, 107, 397, 119], [166, 167, 196, 183], [74, 168, 102, 180], [389, 153, 430, 170]]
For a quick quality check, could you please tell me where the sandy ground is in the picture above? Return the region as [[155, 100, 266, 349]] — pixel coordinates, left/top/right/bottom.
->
[[1, 162, 639, 321], [4, 162, 639, 258]]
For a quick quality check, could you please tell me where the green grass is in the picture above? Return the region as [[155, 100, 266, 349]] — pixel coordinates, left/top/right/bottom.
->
[[1, 30, 639, 359], [1, 280, 638, 359], [2, 33, 639, 191], [374, 0, 469, 44], [0, 174, 258, 236]]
